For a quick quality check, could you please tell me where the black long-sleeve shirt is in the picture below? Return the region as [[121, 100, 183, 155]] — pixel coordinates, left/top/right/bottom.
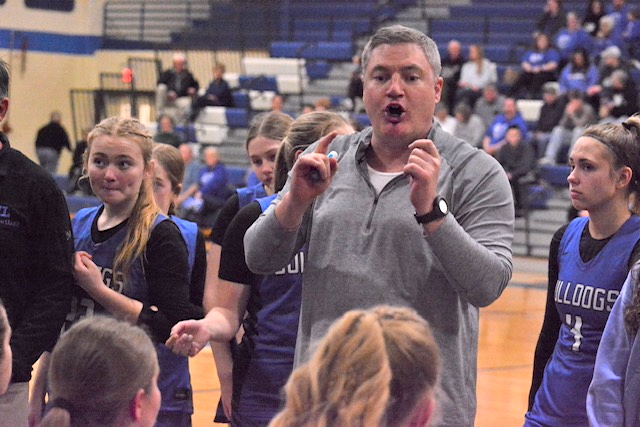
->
[[0, 133, 74, 383]]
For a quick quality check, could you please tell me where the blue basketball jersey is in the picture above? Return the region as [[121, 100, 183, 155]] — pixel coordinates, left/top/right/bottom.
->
[[231, 194, 305, 424], [526, 215, 640, 426], [68, 206, 193, 417]]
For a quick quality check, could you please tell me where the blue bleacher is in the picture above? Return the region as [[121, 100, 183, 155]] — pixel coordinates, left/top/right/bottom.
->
[[225, 108, 250, 129], [239, 76, 279, 92], [269, 41, 352, 61], [306, 61, 332, 79], [232, 92, 250, 109]]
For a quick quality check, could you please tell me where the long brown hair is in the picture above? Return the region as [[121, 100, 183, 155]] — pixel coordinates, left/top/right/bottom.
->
[[84, 117, 159, 285], [152, 143, 185, 216]]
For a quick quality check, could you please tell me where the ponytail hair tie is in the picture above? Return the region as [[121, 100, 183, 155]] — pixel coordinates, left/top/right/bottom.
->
[[51, 397, 76, 415]]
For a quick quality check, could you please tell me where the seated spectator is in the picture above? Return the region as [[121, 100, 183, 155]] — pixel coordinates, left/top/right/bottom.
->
[[456, 44, 497, 108], [434, 103, 456, 134], [482, 98, 529, 156], [67, 127, 92, 195], [590, 45, 631, 97], [152, 114, 183, 148], [156, 53, 199, 125], [532, 83, 567, 158], [555, 12, 594, 68], [510, 33, 560, 99], [347, 54, 364, 113], [598, 69, 639, 122], [583, 0, 606, 36], [558, 47, 600, 107], [591, 14, 623, 64], [474, 83, 506, 129], [440, 39, 466, 112], [622, 6, 640, 60], [453, 102, 486, 148], [539, 90, 597, 165], [314, 97, 331, 111], [536, 0, 566, 39], [39, 316, 160, 427], [269, 306, 441, 427], [176, 143, 201, 209], [606, 0, 631, 39], [181, 146, 230, 225], [496, 126, 536, 217], [190, 62, 234, 122], [0, 298, 11, 396]]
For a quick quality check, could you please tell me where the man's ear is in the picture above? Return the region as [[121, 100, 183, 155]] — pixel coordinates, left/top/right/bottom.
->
[[129, 389, 145, 421], [0, 98, 8, 123]]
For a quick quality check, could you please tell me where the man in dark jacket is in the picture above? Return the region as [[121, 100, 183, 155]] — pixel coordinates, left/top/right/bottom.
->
[[34, 110, 71, 174], [0, 59, 74, 425], [156, 52, 199, 125]]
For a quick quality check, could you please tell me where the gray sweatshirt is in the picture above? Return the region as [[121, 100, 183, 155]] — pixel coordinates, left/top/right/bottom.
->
[[244, 124, 514, 426]]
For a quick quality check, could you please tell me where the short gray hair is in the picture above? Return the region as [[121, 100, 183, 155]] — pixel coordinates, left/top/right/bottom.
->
[[361, 25, 441, 78]]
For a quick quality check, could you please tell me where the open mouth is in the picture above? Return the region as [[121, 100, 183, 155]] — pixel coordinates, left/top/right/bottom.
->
[[385, 104, 405, 120]]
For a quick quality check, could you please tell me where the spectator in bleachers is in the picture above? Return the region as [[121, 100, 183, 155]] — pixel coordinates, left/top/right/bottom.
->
[[532, 83, 567, 158], [587, 45, 632, 103], [34, 110, 72, 175], [598, 69, 639, 122], [555, 12, 594, 67], [271, 94, 284, 112], [347, 54, 364, 113], [606, 0, 631, 38], [434, 103, 456, 134], [181, 146, 230, 226], [536, 0, 567, 39], [591, 14, 623, 64], [153, 114, 183, 148], [440, 39, 466, 113], [482, 98, 529, 156], [622, 6, 640, 61], [453, 102, 486, 148], [67, 126, 93, 196], [156, 53, 199, 125], [496, 125, 536, 217], [314, 97, 331, 111], [510, 33, 560, 99], [177, 143, 201, 209], [583, 0, 606, 36], [190, 62, 234, 122], [558, 47, 600, 102], [456, 44, 497, 109], [539, 89, 597, 165], [474, 83, 506, 129]]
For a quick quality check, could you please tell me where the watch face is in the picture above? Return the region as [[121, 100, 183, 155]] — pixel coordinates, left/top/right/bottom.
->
[[438, 198, 448, 215]]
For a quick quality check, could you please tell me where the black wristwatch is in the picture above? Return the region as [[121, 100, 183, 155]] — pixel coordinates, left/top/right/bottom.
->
[[414, 196, 449, 224]]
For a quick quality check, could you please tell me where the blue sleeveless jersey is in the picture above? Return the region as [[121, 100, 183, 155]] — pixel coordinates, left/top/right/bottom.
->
[[67, 206, 193, 417], [526, 215, 640, 426], [231, 194, 305, 425], [237, 182, 267, 209]]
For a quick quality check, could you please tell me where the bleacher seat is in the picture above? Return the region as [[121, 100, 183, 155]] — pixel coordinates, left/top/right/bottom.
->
[[232, 92, 250, 109], [248, 90, 276, 111], [225, 108, 250, 128], [516, 99, 544, 123], [195, 124, 229, 144], [306, 61, 332, 79], [239, 75, 279, 92], [197, 106, 227, 125], [538, 165, 571, 188]]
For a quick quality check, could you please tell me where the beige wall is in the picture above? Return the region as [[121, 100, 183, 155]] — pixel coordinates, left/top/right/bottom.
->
[[0, 49, 155, 172]]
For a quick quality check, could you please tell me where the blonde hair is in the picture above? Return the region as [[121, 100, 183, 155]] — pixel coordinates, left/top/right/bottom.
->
[[84, 117, 159, 285], [152, 143, 185, 215], [274, 111, 351, 192], [270, 305, 440, 427], [41, 316, 158, 427]]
